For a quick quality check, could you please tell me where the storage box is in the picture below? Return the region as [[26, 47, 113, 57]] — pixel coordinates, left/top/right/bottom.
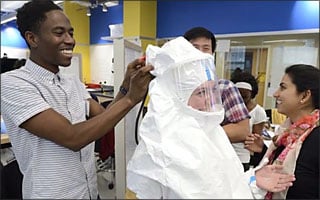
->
[[109, 24, 123, 38]]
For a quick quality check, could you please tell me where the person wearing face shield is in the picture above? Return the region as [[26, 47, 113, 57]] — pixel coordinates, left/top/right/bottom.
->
[[183, 27, 251, 171], [126, 37, 295, 199]]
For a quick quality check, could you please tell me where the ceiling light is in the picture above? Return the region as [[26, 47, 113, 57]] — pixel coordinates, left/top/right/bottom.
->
[[1, 12, 17, 25], [86, 7, 91, 16], [104, 1, 119, 7], [263, 39, 300, 44], [1, 1, 64, 24], [102, 4, 108, 12], [53, 1, 63, 4]]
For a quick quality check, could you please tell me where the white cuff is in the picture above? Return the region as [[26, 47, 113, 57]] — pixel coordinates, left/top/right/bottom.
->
[[244, 159, 269, 199]]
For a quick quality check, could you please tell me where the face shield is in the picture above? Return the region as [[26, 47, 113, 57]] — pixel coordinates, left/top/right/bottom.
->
[[171, 58, 222, 112]]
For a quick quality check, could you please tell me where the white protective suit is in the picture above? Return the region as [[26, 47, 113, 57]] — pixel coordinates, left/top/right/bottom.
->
[[126, 37, 254, 199]]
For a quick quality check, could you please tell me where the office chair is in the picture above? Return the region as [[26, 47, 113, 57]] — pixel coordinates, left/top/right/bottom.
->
[[95, 100, 115, 190]]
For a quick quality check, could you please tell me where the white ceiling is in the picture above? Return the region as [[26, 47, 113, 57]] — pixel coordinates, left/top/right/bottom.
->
[[1, 1, 29, 12], [1, 1, 64, 24], [1, 0, 118, 12], [1, 1, 118, 24]]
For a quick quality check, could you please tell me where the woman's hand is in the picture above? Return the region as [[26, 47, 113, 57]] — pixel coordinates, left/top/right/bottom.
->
[[245, 133, 264, 153], [255, 164, 295, 192]]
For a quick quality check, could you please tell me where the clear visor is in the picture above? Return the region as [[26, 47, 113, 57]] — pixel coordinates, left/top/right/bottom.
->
[[187, 80, 222, 112], [173, 59, 222, 112]]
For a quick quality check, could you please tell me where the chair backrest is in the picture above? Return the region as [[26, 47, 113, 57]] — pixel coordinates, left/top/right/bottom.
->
[[96, 100, 115, 160]]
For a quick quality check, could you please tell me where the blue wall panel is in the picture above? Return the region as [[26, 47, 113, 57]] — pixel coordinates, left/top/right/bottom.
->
[[290, 1, 319, 29], [1, 1, 318, 47], [157, 1, 319, 38], [1, 21, 27, 48], [90, 0, 123, 44]]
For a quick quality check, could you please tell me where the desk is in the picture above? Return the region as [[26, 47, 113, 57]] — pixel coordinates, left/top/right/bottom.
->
[[88, 89, 114, 103], [1, 132, 22, 199], [1, 116, 10, 146], [94, 92, 114, 103], [1, 134, 10, 145], [0, 124, 22, 199], [1, 134, 12, 151]]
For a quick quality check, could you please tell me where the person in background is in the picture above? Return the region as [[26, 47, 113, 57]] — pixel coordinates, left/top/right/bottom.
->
[[256, 64, 319, 199], [12, 58, 27, 69], [231, 71, 268, 171], [184, 27, 250, 170], [231, 67, 242, 80], [0, 0, 153, 199]]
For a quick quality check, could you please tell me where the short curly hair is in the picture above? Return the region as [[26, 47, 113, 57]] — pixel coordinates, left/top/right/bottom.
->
[[231, 71, 259, 99], [16, 0, 62, 48]]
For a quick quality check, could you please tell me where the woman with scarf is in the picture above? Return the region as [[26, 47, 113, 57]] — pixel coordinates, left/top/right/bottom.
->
[[260, 64, 319, 199]]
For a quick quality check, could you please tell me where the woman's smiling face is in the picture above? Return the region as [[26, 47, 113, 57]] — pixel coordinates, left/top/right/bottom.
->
[[273, 74, 302, 116]]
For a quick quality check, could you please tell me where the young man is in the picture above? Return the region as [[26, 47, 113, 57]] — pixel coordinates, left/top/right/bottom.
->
[[184, 27, 251, 170], [0, 0, 153, 198]]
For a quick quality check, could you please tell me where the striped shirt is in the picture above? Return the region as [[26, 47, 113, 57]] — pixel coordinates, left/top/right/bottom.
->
[[218, 79, 250, 126], [1, 59, 97, 199]]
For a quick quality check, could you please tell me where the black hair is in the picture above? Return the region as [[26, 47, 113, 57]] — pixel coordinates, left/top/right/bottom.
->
[[183, 27, 217, 53], [231, 71, 259, 99], [16, 0, 62, 48], [231, 67, 243, 80], [285, 64, 320, 109]]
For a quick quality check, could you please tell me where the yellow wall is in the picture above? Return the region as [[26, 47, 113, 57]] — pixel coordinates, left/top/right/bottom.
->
[[124, 1, 157, 107], [62, 1, 158, 82], [139, 1, 157, 38], [63, 2, 90, 83], [124, 1, 157, 51], [123, 1, 141, 37]]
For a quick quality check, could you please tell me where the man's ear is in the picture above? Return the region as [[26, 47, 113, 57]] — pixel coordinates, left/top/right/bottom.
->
[[25, 31, 39, 48]]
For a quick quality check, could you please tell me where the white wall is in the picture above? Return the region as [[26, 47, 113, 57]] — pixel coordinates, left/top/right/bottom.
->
[[1, 46, 28, 59], [59, 54, 82, 81], [90, 44, 114, 85], [265, 45, 319, 109], [2, 44, 115, 86]]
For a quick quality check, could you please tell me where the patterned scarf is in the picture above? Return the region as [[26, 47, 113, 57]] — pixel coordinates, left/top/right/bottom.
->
[[265, 109, 319, 200]]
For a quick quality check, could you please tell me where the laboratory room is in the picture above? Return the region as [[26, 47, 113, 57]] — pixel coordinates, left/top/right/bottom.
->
[[1, 0, 319, 199]]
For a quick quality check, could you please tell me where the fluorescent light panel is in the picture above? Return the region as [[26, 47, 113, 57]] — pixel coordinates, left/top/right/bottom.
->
[[1, 1, 64, 24], [1, 12, 17, 25], [263, 39, 300, 43]]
